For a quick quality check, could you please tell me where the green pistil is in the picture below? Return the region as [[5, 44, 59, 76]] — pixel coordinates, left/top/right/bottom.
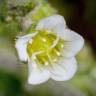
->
[[27, 30, 64, 66]]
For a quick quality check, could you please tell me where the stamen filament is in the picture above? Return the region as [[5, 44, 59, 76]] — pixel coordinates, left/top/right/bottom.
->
[[27, 30, 64, 66]]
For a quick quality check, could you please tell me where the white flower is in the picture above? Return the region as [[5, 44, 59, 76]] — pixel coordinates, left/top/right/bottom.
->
[[15, 14, 84, 85]]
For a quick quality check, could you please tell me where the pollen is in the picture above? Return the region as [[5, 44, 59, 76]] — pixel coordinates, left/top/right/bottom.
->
[[27, 30, 64, 66], [29, 39, 33, 44], [42, 38, 47, 42]]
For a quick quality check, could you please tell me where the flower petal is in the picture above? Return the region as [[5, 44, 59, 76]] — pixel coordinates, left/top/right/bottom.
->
[[15, 33, 37, 61], [62, 29, 84, 57], [36, 14, 66, 38], [28, 59, 50, 85], [49, 57, 77, 81]]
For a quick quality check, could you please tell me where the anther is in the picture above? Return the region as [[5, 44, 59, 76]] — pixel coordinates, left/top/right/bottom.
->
[[61, 44, 64, 48], [54, 49, 61, 56], [45, 62, 49, 66], [53, 59, 57, 62], [29, 39, 33, 44], [42, 38, 47, 42], [33, 55, 37, 60]]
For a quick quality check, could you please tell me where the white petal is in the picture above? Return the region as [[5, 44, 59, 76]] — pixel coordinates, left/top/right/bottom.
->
[[49, 57, 77, 81], [15, 33, 37, 61], [36, 14, 66, 38], [28, 59, 50, 85], [62, 29, 84, 57]]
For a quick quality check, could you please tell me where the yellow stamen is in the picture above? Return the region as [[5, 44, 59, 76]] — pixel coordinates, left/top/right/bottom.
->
[[27, 30, 64, 66], [29, 39, 33, 44]]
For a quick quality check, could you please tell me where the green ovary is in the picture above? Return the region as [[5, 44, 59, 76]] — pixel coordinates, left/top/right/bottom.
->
[[27, 30, 64, 66]]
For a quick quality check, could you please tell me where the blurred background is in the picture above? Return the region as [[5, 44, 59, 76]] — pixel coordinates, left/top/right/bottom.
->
[[0, 0, 96, 96]]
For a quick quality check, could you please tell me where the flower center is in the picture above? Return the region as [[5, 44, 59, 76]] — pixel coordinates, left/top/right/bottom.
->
[[27, 30, 64, 66]]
